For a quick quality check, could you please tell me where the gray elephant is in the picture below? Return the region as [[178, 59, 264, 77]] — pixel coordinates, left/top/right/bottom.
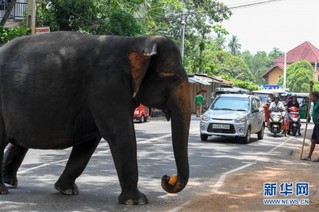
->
[[0, 31, 191, 205]]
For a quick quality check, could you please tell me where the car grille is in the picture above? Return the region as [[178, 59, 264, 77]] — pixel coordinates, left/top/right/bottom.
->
[[207, 123, 236, 134]]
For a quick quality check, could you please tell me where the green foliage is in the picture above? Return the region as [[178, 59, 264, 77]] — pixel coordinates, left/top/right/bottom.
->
[[0, 26, 30, 46], [103, 10, 145, 36], [200, 50, 255, 82], [239, 49, 282, 85], [231, 79, 260, 91], [37, 0, 146, 36], [278, 60, 316, 92]]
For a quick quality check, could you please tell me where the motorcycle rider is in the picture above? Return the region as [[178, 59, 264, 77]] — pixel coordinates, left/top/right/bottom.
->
[[287, 94, 300, 108], [269, 94, 285, 112], [269, 94, 287, 134], [287, 94, 301, 135]]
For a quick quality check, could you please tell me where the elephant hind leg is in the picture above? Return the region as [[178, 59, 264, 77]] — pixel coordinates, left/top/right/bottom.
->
[[54, 136, 100, 195], [0, 117, 9, 194], [3, 143, 28, 187]]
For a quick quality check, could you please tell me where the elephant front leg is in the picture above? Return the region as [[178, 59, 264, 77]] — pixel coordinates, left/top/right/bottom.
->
[[2, 143, 28, 187], [54, 137, 100, 195], [108, 130, 148, 205]]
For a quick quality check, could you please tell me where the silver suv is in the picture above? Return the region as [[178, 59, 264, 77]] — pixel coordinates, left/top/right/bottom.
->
[[200, 94, 265, 143]]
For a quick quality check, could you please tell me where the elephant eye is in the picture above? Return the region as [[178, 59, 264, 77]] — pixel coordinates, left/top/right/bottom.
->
[[160, 72, 175, 78]]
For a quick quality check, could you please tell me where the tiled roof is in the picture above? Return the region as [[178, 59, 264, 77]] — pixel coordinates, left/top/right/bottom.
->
[[261, 41, 319, 79], [274, 41, 319, 64]]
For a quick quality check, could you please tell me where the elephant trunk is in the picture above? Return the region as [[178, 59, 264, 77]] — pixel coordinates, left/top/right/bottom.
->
[[161, 81, 191, 193]]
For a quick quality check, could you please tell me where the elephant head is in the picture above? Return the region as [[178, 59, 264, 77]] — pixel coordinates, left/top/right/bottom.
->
[[129, 36, 191, 193]]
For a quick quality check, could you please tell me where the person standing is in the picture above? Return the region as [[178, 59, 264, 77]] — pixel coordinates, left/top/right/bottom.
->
[[195, 91, 204, 117], [302, 91, 319, 161]]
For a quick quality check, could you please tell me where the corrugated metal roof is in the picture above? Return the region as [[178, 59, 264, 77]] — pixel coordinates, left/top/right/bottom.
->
[[188, 74, 232, 85], [188, 76, 211, 85]]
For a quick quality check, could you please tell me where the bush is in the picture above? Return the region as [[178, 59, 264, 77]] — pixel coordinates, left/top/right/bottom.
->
[[0, 26, 30, 46], [231, 79, 260, 91]]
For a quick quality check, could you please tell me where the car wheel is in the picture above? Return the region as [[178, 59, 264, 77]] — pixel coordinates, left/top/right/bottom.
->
[[292, 127, 297, 136], [257, 124, 265, 140], [201, 134, 208, 141], [242, 127, 251, 144]]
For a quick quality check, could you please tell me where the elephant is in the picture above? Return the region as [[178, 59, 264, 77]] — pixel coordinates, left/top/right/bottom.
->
[[0, 31, 191, 205]]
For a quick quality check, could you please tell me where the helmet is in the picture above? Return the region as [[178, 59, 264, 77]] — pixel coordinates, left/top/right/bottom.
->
[[293, 94, 297, 97], [287, 92, 292, 97], [273, 94, 280, 100]]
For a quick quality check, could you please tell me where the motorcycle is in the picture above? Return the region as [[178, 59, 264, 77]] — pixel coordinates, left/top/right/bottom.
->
[[287, 106, 301, 136], [268, 108, 285, 137]]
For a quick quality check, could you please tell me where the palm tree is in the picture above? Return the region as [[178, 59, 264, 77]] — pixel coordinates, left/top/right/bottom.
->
[[228, 35, 241, 55]]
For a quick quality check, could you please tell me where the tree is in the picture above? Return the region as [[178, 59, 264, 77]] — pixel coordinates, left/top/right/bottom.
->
[[228, 35, 241, 55], [37, 0, 146, 35], [202, 50, 254, 82], [278, 60, 316, 92], [140, 0, 231, 70], [269, 47, 282, 62], [239, 49, 281, 85]]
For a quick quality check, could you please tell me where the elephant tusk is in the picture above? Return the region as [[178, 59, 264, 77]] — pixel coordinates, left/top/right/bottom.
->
[[132, 91, 137, 98]]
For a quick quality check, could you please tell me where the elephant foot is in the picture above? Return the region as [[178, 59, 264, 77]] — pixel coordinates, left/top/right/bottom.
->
[[54, 181, 79, 195], [3, 175, 18, 187], [0, 183, 9, 195], [118, 188, 148, 205]]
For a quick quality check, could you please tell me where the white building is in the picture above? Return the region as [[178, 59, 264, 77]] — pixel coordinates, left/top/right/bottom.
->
[[0, 0, 27, 21]]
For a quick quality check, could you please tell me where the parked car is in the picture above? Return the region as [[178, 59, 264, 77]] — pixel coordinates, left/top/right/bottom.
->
[[200, 94, 265, 143], [133, 104, 150, 123]]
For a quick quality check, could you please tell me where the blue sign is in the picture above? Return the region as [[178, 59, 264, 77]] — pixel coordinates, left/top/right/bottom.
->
[[262, 84, 283, 90]]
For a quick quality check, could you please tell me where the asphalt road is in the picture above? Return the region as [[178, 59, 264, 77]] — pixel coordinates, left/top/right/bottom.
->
[[1, 116, 310, 211]]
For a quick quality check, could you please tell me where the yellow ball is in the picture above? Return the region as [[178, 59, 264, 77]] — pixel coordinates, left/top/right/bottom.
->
[[168, 175, 177, 185]]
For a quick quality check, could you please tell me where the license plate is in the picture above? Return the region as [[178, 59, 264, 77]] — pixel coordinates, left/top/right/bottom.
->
[[212, 124, 230, 129]]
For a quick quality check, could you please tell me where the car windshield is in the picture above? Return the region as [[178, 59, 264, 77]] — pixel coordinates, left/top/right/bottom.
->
[[210, 97, 249, 111]]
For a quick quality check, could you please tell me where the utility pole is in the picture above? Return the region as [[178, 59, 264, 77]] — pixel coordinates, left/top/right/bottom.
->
[[180, 9, 186, 60], [27, 0, 36, 34], [283, 52, 287, 89]]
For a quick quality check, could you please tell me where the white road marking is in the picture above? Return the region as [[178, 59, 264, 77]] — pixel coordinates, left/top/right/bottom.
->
[[18, 158, 68, 174], [17, 126, 199, 174]]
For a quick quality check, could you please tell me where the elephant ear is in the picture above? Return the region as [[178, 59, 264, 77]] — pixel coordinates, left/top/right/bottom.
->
[[129, 44, 157, 98]]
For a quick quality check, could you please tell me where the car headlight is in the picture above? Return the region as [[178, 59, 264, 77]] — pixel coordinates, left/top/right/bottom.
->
[[234, 115, 247, 123], [201, 113, 210, 121]]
